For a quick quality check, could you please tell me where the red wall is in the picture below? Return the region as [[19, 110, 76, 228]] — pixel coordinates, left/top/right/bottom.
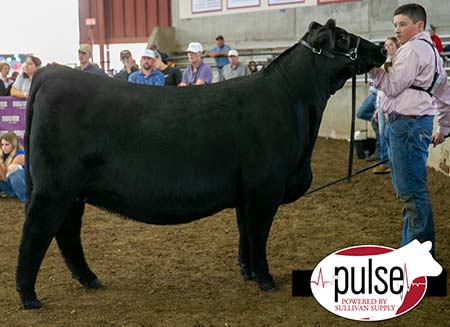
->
[[78, 0, 171, 44]]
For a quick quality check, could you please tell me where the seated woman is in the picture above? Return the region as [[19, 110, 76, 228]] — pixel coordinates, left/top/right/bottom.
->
[[10, 55, 41, 99], [0, 132, 26, 201]]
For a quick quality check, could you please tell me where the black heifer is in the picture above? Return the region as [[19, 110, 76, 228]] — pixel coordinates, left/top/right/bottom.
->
[[17, 19, 386, 309]]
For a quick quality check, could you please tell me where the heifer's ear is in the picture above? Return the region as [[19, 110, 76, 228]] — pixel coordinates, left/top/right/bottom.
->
[[309, 19, 336, 50], [308, 21, 322, 33]]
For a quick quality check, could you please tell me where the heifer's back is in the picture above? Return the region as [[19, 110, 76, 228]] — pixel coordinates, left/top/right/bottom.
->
[[27, 65, 299, 225]]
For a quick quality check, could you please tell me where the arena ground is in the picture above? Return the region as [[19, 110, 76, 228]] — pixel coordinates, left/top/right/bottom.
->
[[1, 138, 449, 327]]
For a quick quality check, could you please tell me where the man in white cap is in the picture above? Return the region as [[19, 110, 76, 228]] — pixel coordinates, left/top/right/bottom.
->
[[77, 43, 108, 77], [128, 49, 164, 86], [179, 42, 212, 86], [218, 49, 250, 82]]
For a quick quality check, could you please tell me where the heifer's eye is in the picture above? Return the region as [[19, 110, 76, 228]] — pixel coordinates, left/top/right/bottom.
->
[[336, 34, 349, 48]]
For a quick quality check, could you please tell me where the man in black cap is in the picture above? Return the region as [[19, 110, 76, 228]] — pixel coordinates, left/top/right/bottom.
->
[[205, 35, 231, 74], [114, 49, 139, 81]]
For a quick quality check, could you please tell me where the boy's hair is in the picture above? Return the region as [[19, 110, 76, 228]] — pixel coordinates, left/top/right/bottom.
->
[[394, 3, 427, 27]]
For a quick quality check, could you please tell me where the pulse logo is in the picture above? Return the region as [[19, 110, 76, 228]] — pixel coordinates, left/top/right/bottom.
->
[[310, 240, 442, 321]]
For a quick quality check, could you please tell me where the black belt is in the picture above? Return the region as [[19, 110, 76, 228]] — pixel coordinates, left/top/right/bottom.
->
[[385, 112, 434, 123]]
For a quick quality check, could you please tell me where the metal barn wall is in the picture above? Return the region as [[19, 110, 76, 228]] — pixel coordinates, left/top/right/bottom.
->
[[79, 0, 171, 44]]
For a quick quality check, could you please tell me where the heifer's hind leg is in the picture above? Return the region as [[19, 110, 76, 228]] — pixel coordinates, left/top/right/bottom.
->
[[236, 205, 252, 281], [16, 194, 75, 309], [55, 199, 101, 290], [244, 195, 279, 292]]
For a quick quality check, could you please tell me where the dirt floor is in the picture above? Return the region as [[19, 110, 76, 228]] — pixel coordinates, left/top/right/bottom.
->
[[1, 138, 449, 327]]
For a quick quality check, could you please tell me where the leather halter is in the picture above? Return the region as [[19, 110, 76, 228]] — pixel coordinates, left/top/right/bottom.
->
[[300, 36, 361, 61]]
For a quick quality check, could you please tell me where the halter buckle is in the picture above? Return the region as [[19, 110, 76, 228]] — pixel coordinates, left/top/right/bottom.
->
[[348, 49, 358, 61]]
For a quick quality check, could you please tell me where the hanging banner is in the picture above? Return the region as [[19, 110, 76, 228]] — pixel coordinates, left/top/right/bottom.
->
[[0, 96, 26, 144], [268, 0, 304, 5], [192, 0, 222, 13], [227, 0, 260, 9]]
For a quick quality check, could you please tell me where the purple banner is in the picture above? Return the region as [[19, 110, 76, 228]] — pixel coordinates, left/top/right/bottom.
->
[[0, 96, 27, 145]]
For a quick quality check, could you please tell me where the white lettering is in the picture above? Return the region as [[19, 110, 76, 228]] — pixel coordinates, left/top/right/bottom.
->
[[2, 115, 20, 123], [12, 101, 27, 109]]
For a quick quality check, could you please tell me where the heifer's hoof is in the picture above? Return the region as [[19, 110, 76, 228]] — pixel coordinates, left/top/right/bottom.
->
[[256, 275, 276, 292], [82, 278, 102, 290], [239, 263, 253, 281], [19, 291, 42, 310], [20, 295, 42, 310], [258, 280, 276, 292]]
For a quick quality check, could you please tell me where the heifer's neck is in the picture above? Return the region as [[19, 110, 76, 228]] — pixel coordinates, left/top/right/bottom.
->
[[271, 48, 339, 109]]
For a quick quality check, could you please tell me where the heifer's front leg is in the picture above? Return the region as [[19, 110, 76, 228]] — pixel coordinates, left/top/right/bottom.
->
[[236, 205, 252, 281], [16, 194, 74, 309], [245, 195, 279, 292], [55, 200, 101, 290]]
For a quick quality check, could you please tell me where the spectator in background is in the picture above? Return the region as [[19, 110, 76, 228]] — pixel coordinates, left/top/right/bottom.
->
[[128, 49, 164, 86], [373, 36, 400, 174], [0, 80, 7, 96], [248, 60, 258, 74], [149, 44, 169, 64], [114, 49, 139, 81], [0, 63, 14, 96], [219, 50, 250, 81], [205, 35, 231, 73], [153, 51, 182, 86], [0, 132, 26, 202], [10, 55, 41, 99], [179, 42, 212, 86], [426, 24, 443, 53], [356, 83, 379, 161], [76, 43, 108, 77], [10, 71, 19, 82]]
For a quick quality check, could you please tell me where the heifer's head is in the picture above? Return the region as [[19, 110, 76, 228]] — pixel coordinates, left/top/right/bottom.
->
[[301, 19, 386, 92]]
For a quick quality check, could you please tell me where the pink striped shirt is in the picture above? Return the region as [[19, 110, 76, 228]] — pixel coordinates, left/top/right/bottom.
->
[[370, 32, 450, 135]]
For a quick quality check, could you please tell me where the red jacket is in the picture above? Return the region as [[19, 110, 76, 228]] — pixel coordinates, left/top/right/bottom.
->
[[431, 35, 443, 53]]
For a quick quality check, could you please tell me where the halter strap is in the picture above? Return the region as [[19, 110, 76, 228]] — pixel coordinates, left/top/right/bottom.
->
[[300, 37, 361, 61]]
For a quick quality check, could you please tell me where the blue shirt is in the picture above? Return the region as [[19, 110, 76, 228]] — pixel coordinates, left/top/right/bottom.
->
[[128, 69, 165, 86], [82, 63, 108, 77], [209, 44, 231, 68], [181, 60, 212, 85]]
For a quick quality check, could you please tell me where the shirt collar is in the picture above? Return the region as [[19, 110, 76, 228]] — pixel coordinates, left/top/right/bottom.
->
[[410, 31, 432, 43]]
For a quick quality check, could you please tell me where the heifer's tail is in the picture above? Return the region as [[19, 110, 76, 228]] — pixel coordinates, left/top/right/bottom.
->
[[24, 65, 50, 204]]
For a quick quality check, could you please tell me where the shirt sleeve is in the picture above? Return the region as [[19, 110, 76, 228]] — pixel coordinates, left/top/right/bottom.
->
[[181, 69, 188, 84], [198, 65, 212, 84], [433, 71, 450, 135], [371, 47, 422, 98], [12, 74, 25, 91]]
